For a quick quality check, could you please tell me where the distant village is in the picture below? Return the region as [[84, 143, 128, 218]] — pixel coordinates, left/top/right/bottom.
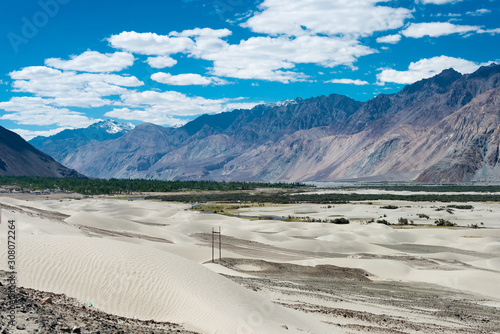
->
[[0, 185, 73, 195]]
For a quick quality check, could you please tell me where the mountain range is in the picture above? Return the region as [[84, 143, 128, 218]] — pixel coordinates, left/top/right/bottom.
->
[[0, 126, 83, 178], [29, 120, 134, 163], [28, 63, 500, 183]]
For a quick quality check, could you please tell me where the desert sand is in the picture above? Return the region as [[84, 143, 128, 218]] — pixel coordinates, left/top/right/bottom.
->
[[1, 193, 499, 333]]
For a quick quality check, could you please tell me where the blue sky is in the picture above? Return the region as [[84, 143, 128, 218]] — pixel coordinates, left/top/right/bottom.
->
[[0, 0, 499, 139]]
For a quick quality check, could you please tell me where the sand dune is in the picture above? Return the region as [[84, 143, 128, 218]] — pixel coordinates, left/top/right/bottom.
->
[[1, 195, 499, 333]]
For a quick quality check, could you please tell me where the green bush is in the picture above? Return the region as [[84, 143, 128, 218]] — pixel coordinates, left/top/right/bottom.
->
[[398, 217, 409, 225], [434, 219, 456, 227], [331, 217, 350, 224]]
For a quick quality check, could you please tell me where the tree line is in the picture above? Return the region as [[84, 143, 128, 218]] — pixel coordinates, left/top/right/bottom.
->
[[0, 176, 306, 195]]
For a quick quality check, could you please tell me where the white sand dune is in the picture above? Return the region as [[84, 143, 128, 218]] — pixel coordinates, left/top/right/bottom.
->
[[0, 199, 334, 334], [1, 195, 500, 333], [2, 234, 332, 334]]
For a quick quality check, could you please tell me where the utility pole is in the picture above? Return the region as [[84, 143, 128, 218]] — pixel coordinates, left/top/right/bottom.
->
[[211, 226, 221, 263]]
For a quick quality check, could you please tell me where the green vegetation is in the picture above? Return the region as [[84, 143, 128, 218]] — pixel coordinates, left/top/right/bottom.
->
[[417, 213, 430, 219], [398, 217, 411, 225], [0, 176, 306, 195], [434, 218, 457, 227], [331, 217, 350, 224], [340, 183, 500, 193], [447, 204, 474, 210], [151, 191, 500, 204], [380, 205, 399, 209]]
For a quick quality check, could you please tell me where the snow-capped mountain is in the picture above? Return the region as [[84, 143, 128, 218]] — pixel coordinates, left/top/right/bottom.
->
[[29, 120, 134, 164]]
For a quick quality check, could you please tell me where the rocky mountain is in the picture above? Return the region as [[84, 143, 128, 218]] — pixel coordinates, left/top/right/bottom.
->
[[0, 126, 83, 178], [29, 120, 134, 163], [33, 63, 500, 182]]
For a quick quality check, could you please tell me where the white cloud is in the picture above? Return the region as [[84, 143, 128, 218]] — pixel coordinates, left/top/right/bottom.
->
[[479, 28, 500, 35], [11, 127, 70, 141], [418, 0, 462, 4], [466, 8, 491, 16], [170, 27, 232, 38], [193, 35, 374, 83], [106, 94, 259, 125], [108, 31, 197, 55], [104, 108, 187, 127], [243, 0, 412, 37], [45, 51, 135, 73], [108, 26, 375, 83], [119, 90, 244, 117], [326, 78, 369, 85], [402, 22, 480, 38], [151, 73, 229, 86], [9, 66, 143, 108], [0, 96, 96, 128], [223, 102, 263, 111], [377, 56, 487, 84], [376, 34, 402, 44], [146, 56, 177, 68]]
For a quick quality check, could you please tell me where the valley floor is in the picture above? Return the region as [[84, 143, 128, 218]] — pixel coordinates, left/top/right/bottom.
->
[[0, 191, 499, 333]]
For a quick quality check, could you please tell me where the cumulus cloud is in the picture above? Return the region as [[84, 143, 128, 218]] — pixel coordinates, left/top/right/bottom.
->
[[402, 22, 480, 38], [0, 96, 96, 128], [377, 56, 488, 84], [119, 90, 244, 117], [45, 51, 135, 73], [325, 78, 369, 85], [243, 0, 412, 37], [9, 66, 143, 108], [107, 22, 377, 83], [105, 95, 260, 125], [146, 56, 177, 68], [194, 35, 374, 83], [104, 108, 187, 127], [151, 73, 229, 86], [376, 34, 402, 44], [107, 29, 232, 56], [108, 31, 195, 55]]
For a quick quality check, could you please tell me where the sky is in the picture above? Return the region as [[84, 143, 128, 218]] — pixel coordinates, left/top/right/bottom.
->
[[0, 0, 499, 140]]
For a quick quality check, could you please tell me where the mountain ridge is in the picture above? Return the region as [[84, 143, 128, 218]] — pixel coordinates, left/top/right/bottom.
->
[[29, 120, 134, 163], [0, 126, 84, 178], [30, 63, 500, 182]]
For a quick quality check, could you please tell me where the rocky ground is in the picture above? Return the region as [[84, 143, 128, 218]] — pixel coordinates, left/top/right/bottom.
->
[[0, 271, 199, 334], [1, 259, 499, 334], [221, 258, 500, 334]]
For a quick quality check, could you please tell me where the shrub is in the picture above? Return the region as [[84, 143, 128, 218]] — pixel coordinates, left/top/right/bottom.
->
[[331, 217, 350, 224], [381, 205, 399, 209], [447, 204, 474, 210], [417, 213, 430, 219], [376, 219, 390, 225], [398, 217, 409, 225], [434, 219, 456, 227]]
